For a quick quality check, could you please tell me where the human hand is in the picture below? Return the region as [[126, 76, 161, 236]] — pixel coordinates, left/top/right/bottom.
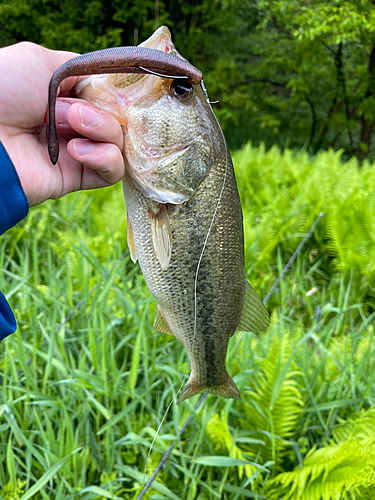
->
[[0, 42, 125, 207]]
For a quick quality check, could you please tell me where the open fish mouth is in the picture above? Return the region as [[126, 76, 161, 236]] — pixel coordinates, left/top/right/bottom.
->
[[124, 132, 212, 204], [70, 24, 214, 207]]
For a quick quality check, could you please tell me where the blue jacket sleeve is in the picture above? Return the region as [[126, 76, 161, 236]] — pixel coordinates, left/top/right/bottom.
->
[[0, 141, 29, 339]]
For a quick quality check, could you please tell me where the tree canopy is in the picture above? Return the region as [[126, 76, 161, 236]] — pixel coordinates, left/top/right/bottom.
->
[[1, 0, 374, 159]]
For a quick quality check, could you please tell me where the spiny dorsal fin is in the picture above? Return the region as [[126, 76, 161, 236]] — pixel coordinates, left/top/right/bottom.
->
[[154, 305, 174, 335], [237, 281, 270, 333], [149, 205, 172, 270], [127, 213, 137, 264]]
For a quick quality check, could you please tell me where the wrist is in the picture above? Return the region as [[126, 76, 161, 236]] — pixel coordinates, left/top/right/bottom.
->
[[0, 140, 29, 234]]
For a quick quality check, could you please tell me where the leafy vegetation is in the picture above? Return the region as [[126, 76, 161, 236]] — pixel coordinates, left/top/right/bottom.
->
[[0, 0, 375, 157], [234, 143, 375, 310], [1, 143, 375, 498], [268, 408, 375, 500]]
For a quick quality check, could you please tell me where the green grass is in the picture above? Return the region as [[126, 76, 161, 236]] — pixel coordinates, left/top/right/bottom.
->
[[1, 143, 375, 499]]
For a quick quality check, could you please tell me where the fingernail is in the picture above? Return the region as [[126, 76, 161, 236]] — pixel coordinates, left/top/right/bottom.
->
[[79, 106, 100, 127], [72, 140, 94, 155], [55, 101, 70, 125]]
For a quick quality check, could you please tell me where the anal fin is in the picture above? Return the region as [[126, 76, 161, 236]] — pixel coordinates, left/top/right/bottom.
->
[[237, 281, 270, 333], [153, 305, 174, 336], [127, 213, 137, 264]]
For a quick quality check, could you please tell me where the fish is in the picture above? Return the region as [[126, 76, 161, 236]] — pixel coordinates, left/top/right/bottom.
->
[[74, 26, 270, 403]]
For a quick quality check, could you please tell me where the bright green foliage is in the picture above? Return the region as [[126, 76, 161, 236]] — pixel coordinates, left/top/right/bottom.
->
[[206, 332, 304, 484], [237, 333, 304, 465], [282, 1, 375, 44], [222, 0, 375, 157], [333, 406, 375, 443], [267, 408, 375, 500], [1, 479, 26, 499], [1, 144, 375, 498], [206, 412, 259, 480], [233, 143, 375, 307]]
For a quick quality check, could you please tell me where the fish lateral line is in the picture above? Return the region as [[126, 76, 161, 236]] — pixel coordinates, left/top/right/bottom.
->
[[138, 213, 325, 500]]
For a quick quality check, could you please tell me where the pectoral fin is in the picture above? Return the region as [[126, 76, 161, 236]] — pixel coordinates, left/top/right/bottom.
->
[[149, 205, 172, 270], [127, 213, 137, 264], [237, 281, 270, 333], [154, 305, 174, 335]]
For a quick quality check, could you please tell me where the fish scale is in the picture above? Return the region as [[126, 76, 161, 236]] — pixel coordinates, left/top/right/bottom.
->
[[74, 26, 270, 402], [123, 118, 247, 402]]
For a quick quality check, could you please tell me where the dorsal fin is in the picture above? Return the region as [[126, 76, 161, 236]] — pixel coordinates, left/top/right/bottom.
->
[[237, 281, 270, 333], [127, 213, 137, 264], [149, 205, 172, 270], [154, 305, 174, 335]]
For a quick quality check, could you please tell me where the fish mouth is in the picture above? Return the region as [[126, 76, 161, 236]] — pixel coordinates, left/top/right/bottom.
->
[[124, 132, 209, 204]]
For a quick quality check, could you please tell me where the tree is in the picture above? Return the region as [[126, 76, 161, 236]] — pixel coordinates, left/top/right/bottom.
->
[[203, 0, 375, 157], [1, 0, 375, 158]]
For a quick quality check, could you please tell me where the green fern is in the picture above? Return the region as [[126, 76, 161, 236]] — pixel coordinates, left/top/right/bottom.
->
[[267, 408, 375, 500], [332, 407, 375, 444], [206, 412, 258, 480], [239, 332, 304, 465], [233, 143, 375, 305], [206, 329, 304, 483]]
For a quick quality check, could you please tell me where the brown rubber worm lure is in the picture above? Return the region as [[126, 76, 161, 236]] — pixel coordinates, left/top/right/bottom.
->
[[48, 46, 202, 164]]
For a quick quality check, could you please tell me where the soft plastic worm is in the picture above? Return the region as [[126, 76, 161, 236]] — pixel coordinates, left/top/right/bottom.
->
[[48, 46, 202, 164]]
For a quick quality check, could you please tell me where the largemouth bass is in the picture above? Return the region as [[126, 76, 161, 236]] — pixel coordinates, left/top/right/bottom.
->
[[74, 27, 269, 403]]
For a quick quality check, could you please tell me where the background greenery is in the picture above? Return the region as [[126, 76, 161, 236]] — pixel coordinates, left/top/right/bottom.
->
[[1, 0, 375, 498], [1, 144, 375, 499], [0, 0, 375, 159]]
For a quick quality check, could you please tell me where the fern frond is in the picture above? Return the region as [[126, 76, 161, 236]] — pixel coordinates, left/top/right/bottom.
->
[[233, 143, 375, 299], [239, 333, 304, 464], [268, 407, 375, 500], [206, 412, 258, 481], [332, 407, 375, 443]]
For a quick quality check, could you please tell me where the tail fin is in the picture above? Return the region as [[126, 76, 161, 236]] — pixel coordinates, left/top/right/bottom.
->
[[177, 375, 241, 404]]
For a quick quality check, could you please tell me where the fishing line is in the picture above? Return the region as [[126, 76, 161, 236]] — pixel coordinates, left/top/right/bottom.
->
[[136, 392, 208, 500], [11, 76, 324, 499], [140, 84, 229, 495], [192, 80, 229, 354], [142, 377, 185, 486], [11, 195, 323, 500], [263, 212, 324, 306], [136, 211, 324, 500], [137, 66, 189, 79]]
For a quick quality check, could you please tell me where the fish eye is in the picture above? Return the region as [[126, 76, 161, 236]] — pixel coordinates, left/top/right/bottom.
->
[[170, 80, 194, 101]]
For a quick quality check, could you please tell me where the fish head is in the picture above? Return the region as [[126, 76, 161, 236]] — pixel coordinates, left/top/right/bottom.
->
[[74, 27, 219, 204]]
